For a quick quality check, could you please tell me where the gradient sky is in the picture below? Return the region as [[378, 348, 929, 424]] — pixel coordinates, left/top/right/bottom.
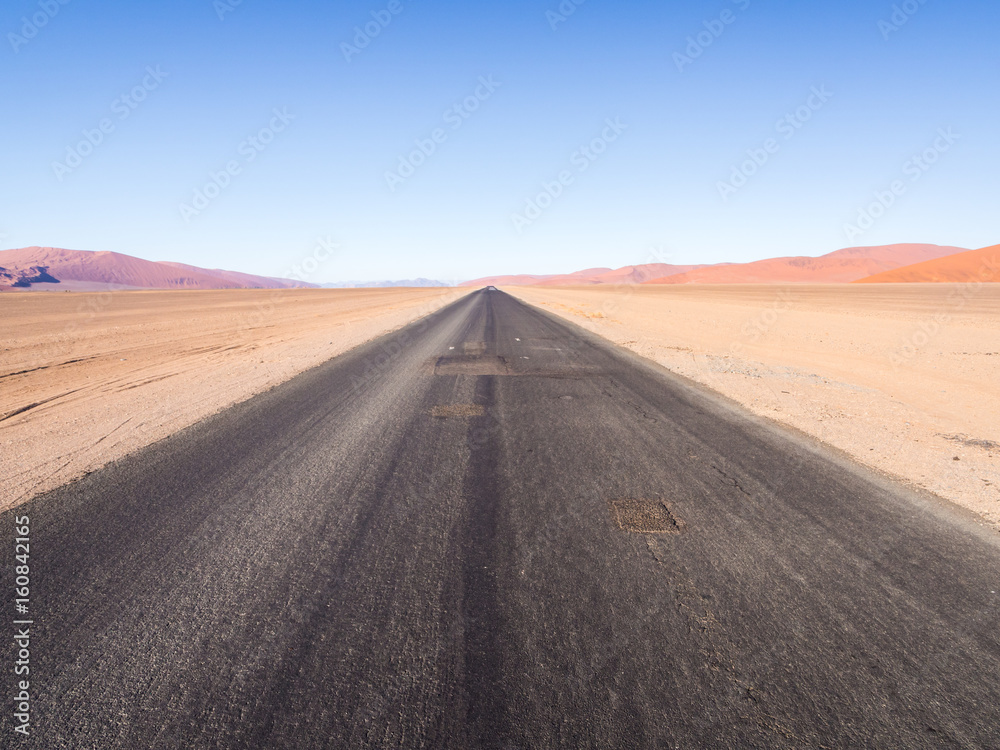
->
[[1, 0, 997, 283]]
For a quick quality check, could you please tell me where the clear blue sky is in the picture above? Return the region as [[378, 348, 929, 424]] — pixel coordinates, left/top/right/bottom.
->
[[1, 0, 997, 283]]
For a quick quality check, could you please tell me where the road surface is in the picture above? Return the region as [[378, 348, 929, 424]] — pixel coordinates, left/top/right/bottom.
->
[[3, 288, 999, 748]]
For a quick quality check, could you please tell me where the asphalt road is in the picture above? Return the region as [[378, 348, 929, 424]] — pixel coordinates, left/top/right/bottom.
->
[[3, 288, 999, 748]]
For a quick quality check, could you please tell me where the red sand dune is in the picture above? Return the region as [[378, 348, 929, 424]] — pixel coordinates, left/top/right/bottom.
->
[[465, 273, 557, 287], [854, 244, 1000, 283], [536, 264, 711, 286], [463, 268, 611, 287], [0, 247, 315, 290], [157, 262, 311, 289], [463, 263, 705, 287], [644, 244, 969, 285], [464, 245, 970, 288]]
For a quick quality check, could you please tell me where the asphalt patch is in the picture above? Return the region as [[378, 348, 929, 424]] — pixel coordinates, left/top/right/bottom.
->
[[434, 355, 509, 376], [608, 499, 685, 534]]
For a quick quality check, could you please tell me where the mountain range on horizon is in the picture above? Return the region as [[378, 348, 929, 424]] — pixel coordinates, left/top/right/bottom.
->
[[646, 243, 973, 284], [460, 263, 718, 287], [1, 243, 996, 292], [0, 247, 318, 292], [319, 279, 451, 289], [462, 244, 974, 287]]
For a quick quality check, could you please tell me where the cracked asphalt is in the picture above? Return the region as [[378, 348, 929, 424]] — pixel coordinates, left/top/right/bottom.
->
[[3, 288, 999, 748]]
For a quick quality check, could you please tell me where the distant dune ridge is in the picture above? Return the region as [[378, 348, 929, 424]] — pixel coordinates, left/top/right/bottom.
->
[[0, 247, 317, 290], [644, 244, 969, 284], [854, 244, 1000, 283], [4, 242, 993, 291], [320, 279, 450, 288], [462, 263, 712, 287], [462, 244, 972, 288]]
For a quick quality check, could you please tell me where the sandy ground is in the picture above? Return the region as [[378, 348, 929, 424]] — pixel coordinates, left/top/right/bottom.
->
[[0, 287, 467, 511], [508, 284, 1000, 528]]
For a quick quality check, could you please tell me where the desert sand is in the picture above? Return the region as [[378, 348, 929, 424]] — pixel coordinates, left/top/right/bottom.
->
[[509, 284, 1000, 527], [0, 287, 466, 511]]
